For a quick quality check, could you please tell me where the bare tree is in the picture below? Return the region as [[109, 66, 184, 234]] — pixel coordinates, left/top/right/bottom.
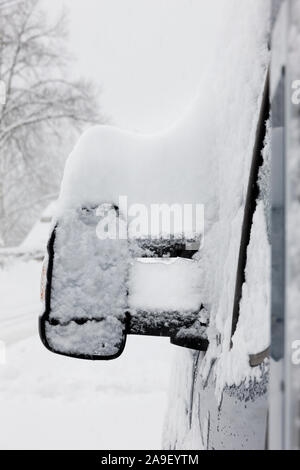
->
[[0, 0, 22, 8], [0, 0, 104, 245]]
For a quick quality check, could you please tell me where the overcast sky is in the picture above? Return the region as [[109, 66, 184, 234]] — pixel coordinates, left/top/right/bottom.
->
[[46, 0, 224, 133]]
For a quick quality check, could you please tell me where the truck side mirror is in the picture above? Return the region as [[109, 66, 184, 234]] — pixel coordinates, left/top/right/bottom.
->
[[39, 205, 208, 360]]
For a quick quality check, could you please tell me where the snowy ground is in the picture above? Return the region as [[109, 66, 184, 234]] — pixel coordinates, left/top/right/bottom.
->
[[0, 259, 174, 450]]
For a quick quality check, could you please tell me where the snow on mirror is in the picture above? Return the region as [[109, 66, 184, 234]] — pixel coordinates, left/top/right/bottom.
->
[[40, 206, 129, 360], [40, 204, 208, 360]]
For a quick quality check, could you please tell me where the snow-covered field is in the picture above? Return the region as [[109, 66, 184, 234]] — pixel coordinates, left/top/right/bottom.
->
[[0, 259, 174, 450]]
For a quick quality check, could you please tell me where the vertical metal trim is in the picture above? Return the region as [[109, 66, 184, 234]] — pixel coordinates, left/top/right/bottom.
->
[[269, 0, 288, 449]]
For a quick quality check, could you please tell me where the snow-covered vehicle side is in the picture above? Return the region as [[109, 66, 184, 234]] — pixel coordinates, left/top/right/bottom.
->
[[39, 0, 275, 450], [163, 0, 272, 450]]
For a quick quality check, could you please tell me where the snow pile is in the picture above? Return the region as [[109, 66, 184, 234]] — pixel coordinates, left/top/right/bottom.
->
[[55, 93, 217, 232]]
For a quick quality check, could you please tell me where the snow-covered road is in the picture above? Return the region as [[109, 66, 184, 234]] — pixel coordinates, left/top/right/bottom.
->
[[0, 259, 174, 449]]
